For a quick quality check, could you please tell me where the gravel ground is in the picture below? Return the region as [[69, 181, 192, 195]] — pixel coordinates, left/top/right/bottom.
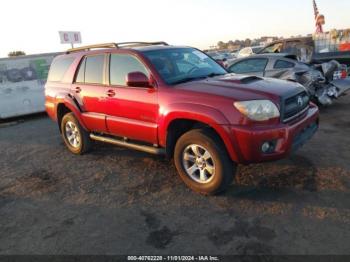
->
[[0, 96, 349, 256]]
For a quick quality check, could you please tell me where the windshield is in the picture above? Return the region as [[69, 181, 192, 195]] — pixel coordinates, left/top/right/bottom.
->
[[142, 48, 227, 85]]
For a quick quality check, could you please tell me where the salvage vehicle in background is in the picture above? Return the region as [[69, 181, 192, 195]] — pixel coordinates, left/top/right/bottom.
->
[[45, 42, 319, 195], [227, 53, 350, 106], [258, 34, 350, 66]]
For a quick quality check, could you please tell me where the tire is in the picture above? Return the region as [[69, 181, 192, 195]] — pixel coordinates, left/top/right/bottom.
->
[[61, 112, 91, 155], [174, 129, 236, 195]]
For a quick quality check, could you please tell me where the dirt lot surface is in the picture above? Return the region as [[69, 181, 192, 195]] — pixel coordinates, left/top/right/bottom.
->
[[0, 97, 350, 256]]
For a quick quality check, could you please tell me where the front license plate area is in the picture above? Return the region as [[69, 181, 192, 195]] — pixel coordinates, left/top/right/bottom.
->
[[292, 122, 318, 152]]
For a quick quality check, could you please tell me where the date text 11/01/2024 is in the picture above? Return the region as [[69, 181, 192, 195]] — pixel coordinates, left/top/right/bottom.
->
[[127, 256, 219, 261]]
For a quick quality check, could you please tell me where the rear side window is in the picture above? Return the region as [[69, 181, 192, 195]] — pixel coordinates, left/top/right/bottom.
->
[[75, 55, 105, 84], [110, 54, 149, 86], [274, 60, 295, 69], [48, 57, 75, 82], [228, 58, 268, 74]]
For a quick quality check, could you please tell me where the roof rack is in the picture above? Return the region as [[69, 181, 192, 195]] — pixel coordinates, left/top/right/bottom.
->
[[116, 42, 169, 48], [66, 41, 169, 53]]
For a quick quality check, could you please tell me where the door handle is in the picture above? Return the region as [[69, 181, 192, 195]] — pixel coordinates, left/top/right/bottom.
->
[[75, 87, 82, 93], [107, 89, 116, 97]]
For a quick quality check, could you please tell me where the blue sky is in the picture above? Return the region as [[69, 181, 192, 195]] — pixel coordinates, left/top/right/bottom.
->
[[1, 0, 350, 57]]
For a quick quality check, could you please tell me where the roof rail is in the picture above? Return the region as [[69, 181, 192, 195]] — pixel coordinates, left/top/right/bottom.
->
[[66, 43, 118, 54], [66, 41, 169, 53], [116, 41, 169, 47]]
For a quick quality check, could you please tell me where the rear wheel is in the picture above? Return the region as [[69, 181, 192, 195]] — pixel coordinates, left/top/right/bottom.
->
[[61, 113, 91, 155], [174, 129, 236, 195]]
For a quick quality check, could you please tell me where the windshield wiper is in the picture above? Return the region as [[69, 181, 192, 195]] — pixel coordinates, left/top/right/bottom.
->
[[172, 76, 207, 85], [207, 73, 226, 78]]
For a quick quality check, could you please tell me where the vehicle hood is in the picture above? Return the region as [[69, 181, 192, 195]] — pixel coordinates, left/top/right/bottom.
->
[[174, 74, 305, 101]]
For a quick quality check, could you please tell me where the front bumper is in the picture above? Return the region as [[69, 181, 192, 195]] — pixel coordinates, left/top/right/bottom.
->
[[229, 105, 319, 164]]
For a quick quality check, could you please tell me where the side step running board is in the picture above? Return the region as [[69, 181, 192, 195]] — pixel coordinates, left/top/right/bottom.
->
[[90, 134, 166, 155]]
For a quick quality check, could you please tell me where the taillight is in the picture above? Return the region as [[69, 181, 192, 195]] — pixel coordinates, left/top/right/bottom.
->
[[341, 64, 348, 79], [341, 70, 347, 79], [334, 65, 348, 79]]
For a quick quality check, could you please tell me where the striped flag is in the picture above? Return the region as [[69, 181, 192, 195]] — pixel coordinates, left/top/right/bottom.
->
[[313, 0, 324, 33]]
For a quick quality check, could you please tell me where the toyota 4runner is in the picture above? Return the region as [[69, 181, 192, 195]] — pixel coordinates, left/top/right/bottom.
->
[[45, 42, 319, 195]]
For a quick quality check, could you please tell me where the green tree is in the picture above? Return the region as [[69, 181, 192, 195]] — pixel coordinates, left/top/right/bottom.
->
[[244, 39, 252, 47], [8, 51, 26, 57], [217, 41, 226, 50], [228, 40, 234, 46]]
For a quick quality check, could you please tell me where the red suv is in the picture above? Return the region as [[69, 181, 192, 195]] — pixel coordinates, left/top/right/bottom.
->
[[45, 42, 319, 195]]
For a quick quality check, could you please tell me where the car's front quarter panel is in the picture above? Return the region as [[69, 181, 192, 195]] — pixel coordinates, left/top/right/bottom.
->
[[230, 104, 319, 164], [157, 78, 319, 165]]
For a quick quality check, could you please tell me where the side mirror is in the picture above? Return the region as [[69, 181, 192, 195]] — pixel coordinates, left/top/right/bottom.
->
[[126, 72, 152, 88]]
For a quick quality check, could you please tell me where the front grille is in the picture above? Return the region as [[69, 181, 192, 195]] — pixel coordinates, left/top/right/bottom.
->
[[282, 91, 310, 123]]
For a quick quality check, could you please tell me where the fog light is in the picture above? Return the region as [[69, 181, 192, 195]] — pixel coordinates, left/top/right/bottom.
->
[[261, 141, 276, 153], [261, 142, 271, 153]]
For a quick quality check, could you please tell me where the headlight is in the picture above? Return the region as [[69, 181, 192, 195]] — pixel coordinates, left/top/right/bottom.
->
[[233, 100, 280, 121]]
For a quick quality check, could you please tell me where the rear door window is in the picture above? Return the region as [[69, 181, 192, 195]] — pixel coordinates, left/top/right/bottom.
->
[[48, 57, 75, 82], [228, 58, 268, 74], [84, 55, 105, 84]]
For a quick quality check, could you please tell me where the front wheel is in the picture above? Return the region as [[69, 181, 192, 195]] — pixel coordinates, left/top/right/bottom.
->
[[174, 129, 236, 195]]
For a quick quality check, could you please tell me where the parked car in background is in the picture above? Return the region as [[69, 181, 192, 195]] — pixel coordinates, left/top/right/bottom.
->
[[206, 51, 235, 67], [45, 42, 319, 195], [237, 46, 263, 58], [221, 51, 237, 60], [227, 53, 350, 105], [206, 51, 225, 66]]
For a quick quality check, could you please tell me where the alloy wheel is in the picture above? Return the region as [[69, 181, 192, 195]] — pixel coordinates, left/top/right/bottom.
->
[[182, 144, 215, 184], [65, 121, 81, 148]]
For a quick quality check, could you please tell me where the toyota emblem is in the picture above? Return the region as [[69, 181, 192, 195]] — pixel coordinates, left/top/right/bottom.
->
[[297, 96, 303, 107]]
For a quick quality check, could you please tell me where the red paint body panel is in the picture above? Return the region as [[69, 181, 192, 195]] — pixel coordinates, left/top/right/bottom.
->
[[73, 83, 108, 132], [231, 105, 319, 164], [45, 46, 319, 164], [105, 86, 158, 144]]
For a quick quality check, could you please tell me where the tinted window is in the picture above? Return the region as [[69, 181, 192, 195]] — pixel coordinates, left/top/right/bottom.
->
[[274, 60, 295, 69], [228, 59, 268, 74], [75, 58, 86, 83], [48, 57, 75, 82], [85, 55, 105, 84], [110, 54, 149, 86]]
